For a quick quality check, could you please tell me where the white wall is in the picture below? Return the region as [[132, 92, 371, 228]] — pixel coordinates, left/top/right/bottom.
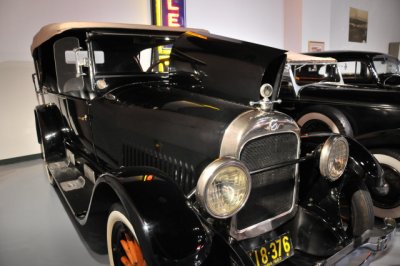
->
[[301, 0, 332, 52], [186, 0, 284, 48], [330, 0, 400, 52], [284, 0, 303, 52]]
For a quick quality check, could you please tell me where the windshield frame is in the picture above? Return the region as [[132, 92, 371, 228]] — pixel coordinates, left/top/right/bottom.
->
[[87, 31, 181, 78], [372, 54, 400, 75], [284, 62, 344, 95]]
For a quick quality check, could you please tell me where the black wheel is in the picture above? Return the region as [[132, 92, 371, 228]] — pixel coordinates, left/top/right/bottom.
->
[[296, 106, 354, 136], [371, 149, 400, 218], [107, 204, 147, 266], [350, 185, 374, 236], [340, 183, 374, 237]]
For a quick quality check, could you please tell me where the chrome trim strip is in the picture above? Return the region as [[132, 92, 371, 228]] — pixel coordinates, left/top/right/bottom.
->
[[220, 110, 301, 240], [220, 110, 300, 158]]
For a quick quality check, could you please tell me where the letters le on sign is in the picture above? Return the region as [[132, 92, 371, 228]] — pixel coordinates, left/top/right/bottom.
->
[[151, 0, 186, 27], [151, 0, 186, 71]]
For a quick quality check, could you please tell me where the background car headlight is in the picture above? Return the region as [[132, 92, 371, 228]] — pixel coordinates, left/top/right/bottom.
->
[[319, 136, 349, 181], [196, 158, 251, 219]]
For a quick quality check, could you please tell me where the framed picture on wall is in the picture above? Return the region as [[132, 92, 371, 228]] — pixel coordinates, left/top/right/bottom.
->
[[308, 41, 325, 52], [349, 7, 368, 43]]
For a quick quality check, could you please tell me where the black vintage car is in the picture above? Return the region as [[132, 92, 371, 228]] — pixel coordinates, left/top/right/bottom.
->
[[32, 23, 393, 266], [278, 52, 400, 219]]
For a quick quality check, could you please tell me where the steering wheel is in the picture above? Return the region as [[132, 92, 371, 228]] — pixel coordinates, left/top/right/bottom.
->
[[146, 58, 170, 73], [383, 73, 400, 86]]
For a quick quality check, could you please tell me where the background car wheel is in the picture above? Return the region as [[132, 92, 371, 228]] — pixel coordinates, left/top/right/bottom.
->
[[371, 149, 400, 219], [296, 106, 354, 136], [107, 204, 147, 266]]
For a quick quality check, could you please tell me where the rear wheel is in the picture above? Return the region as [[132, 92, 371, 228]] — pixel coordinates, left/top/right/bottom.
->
[[371, 149, 400, 218], [107, 204, 147, 266]]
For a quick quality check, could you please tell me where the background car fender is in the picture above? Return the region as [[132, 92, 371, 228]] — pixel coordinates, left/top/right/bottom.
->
[[300, 133, 383, 187], [34, 104, 66, 162], [356, 129, 400, 218], [83, 169, 212, 265], [356, 128, 400, 150]]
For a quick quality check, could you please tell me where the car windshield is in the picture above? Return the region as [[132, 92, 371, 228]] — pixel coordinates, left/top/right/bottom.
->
[[289, 63, 342, 86], [90, 33, 178, 76], [373, 55, 400, 75]]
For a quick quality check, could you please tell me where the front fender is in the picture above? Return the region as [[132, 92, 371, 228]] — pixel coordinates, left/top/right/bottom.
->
[[356, 128, 400, 150], [86, 168, 211, 266], [300, 133, 383, 187], [295, 134, 379, 256]]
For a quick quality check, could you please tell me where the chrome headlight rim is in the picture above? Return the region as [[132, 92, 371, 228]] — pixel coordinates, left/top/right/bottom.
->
[[196, 158, 251, 219], [320, 135, 349, 181]]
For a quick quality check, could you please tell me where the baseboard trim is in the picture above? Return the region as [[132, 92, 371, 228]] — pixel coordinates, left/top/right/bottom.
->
[[0, 154, 42, 166]]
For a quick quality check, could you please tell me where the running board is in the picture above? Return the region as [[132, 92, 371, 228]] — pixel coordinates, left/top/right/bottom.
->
[[48, 160, 93, 218]]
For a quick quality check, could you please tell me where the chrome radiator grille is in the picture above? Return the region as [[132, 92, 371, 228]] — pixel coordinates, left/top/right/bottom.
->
[[236, 132, 298, 230]]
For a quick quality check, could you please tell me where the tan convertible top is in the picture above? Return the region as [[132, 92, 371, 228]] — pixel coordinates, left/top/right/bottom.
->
[[286, 51, 337, 64], [31, 22, 208, 53]]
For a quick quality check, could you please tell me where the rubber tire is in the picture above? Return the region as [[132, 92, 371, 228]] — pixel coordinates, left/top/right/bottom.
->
[[107, 204, 147, 266], [296, 106, 354, 137], [371, 149, 400, 218], [350, 183, 374, 237]]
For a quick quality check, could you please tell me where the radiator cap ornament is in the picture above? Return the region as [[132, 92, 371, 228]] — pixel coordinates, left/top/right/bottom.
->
[[249, 83, 281, 112]]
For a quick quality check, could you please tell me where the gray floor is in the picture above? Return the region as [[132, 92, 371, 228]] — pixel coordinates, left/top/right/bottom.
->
[[0, 159, 399, 266], [0, 159, 108, 266]]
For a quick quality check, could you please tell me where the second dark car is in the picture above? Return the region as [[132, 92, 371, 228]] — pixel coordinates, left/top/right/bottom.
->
[[278, 52, 400, 219]]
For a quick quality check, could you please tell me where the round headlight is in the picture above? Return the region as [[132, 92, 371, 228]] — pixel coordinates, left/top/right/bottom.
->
[[196, 158, 251, 219], [320, 136, 349, 181]]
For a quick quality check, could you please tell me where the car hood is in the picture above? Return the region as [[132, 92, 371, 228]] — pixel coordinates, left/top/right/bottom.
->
[[169, 32, 287, 105]]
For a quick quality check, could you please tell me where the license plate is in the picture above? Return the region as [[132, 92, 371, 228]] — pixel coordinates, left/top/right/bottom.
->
[[249, 232, 294, 266]]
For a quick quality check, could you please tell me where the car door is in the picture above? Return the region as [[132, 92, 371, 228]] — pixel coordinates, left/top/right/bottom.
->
[[53, 36, 95, 155]]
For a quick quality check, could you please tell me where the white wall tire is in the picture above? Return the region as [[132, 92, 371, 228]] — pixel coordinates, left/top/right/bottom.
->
[[107, 205, 146, 266], [297, 112, 340, 134], [372, 152, 400, 218], [296, 106, 354, 136]]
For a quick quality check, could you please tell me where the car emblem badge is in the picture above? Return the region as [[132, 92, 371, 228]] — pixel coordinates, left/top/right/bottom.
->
[[270, 119, 279, 131]]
